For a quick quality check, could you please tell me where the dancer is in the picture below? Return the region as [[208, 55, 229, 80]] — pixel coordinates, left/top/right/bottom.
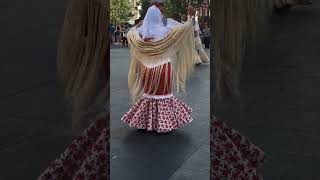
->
[[38, 0, 108, 179], [194, 20, 210, 64], [160, 1, 202, 65], [179, 14, 203, 65], [121, 4, 198, 133]]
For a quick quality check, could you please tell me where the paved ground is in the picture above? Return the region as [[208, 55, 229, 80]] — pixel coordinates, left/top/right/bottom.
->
[[110, 47, 210, 180], [0, 1, 78, 179], [213, 3, 320, 180]]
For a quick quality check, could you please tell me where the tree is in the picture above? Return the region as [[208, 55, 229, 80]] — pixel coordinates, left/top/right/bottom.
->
[[168, 0, 204, 19], [136, 0, 152, 20], [137, 0, 204, 20], [111, 0, 133, 25]]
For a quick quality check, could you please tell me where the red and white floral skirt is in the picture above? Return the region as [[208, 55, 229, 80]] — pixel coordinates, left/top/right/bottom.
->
[[38, 118, 107, 180], [122, 62, 193, 133], [211, 116, 266, 180]]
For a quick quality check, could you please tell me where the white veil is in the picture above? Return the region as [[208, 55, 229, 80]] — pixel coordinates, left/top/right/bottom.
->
[[137, 5, 171, 42]]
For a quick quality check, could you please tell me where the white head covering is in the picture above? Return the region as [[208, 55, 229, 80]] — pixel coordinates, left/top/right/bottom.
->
[[137, 5, 170, 42]]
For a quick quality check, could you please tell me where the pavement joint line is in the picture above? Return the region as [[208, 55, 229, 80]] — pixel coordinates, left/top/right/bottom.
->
[[0, 114, 52, 121], [0, 112, 68, 123], [266, 151, 320, 161], [0, 130, 50, 153], [244, 125, 320, 136], [0, 79, 55, 100], [167, 142, 208, 179], [0, 134, 35, 152], [0, 127, 76, 153], [286, 152, 320, 159]]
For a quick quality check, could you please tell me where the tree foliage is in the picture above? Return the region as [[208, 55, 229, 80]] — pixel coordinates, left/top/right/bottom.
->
[[135, 0, 151, 19], [137, 0, 204, 20], [110, 0, 134, 24]]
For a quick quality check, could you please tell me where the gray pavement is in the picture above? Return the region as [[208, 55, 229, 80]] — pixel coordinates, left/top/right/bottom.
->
[[110, 48, 210, 180], [213, 3, 320, 180], [0, 1, 78, 179]]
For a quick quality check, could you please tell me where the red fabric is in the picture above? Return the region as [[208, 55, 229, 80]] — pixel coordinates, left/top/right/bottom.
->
[[211, 116, 265, 179], [38, 118, 107, 180], [142, 63, 172, 95]]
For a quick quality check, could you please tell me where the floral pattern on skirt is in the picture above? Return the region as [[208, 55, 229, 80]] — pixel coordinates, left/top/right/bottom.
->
[[211, 116, 266, 180], [121, 96, 193, 133], [38, 118, 107, 180]]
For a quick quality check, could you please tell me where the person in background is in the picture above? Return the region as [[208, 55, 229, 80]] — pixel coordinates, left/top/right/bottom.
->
[[202, 23, 210, 49], [194, 19, 210, 63], [120, 25, 125, 46], [114, 26, 120, 44], [109, 23, 115, 45], [122, 26, 129, 47]]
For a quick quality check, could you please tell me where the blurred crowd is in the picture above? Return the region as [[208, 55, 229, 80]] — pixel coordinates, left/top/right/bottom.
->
[[109, 23, 133, 47]]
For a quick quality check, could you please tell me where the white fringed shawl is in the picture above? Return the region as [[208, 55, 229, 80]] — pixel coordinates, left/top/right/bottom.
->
[[127, 18, 196, 102]]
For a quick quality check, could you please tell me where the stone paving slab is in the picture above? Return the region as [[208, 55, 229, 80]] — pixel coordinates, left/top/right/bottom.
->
[[0, 0, 65, 96], [0, 82, 66, 124], [0, 131, 76, 180]]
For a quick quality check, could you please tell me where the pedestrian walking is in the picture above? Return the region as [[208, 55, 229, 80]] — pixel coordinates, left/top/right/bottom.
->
[[178, 14, 202, 65]]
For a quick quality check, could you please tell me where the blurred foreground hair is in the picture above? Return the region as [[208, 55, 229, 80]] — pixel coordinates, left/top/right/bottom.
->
[[213, 0, 273, 100], [57, 0, 109, 130]]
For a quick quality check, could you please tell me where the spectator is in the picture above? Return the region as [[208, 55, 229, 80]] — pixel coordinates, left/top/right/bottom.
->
[[109, 23, 115, 44], [202, 23, 210, 49], [120, 25, 126, 46], [122, 27, 129, 47], [114, 26, 120, 43]]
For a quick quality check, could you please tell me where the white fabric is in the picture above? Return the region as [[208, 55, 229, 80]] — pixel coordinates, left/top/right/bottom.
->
[[143, 58, 171, 68], [137, 5, 171, 42], [194, 21, 200, 32], [143, 93, 173, 99], [166, 18, 183, 28]]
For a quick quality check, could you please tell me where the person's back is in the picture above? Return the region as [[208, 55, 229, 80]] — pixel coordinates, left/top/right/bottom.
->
[[122, 4, 197, 133]]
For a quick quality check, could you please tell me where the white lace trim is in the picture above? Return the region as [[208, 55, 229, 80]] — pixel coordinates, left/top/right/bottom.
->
[[142, 58, 171, 68], [142, 93, 173, 99]]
